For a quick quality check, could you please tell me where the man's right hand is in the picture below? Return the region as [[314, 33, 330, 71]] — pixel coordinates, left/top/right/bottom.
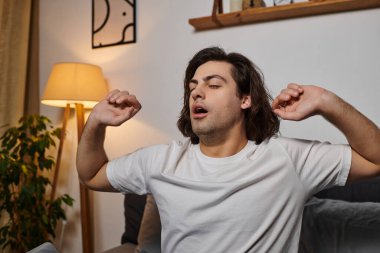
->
[[76, 90, 141, 192], [91, 89, 142, 127]]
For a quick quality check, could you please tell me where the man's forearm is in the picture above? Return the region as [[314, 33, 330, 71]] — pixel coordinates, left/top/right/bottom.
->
[[76, 116, 108, 184], [319, 91, 380, 165]]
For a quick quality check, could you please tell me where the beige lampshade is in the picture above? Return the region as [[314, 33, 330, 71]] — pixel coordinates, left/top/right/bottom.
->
[[41, 62, 108, 108]]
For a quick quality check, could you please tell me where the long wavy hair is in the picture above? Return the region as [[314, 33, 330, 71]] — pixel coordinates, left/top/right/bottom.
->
[[177, 47, 279, 144]]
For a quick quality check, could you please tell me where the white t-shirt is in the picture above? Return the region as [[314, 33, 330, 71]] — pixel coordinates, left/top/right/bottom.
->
[[107, 136, 351, 253]]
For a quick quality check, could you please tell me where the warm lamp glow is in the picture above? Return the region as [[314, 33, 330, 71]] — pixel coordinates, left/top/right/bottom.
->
[[42, 62, 108, 108]]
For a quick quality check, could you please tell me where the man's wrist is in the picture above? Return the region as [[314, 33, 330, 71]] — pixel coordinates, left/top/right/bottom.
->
[[317, 89, 339, 117], [87, 112, 107, 129]]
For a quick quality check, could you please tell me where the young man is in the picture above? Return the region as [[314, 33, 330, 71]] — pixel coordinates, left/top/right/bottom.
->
[[77, 47, 380, 252]]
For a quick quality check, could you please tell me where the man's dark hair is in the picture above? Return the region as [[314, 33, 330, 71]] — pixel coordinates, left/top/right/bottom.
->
[[177, 47, 280, 144]]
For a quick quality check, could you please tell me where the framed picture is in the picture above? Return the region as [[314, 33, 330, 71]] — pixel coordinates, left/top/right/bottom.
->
[[92, 0, 136, 49]]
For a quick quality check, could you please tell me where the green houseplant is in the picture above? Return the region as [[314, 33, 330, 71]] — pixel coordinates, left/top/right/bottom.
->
[[0, 115, 73, 252]]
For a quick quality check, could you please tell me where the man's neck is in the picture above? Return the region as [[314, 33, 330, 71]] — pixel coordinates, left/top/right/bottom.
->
[[199, 134, 248, 158]]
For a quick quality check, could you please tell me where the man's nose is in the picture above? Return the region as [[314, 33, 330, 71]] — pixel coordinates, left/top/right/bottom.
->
[[191, 85, 205, 100]]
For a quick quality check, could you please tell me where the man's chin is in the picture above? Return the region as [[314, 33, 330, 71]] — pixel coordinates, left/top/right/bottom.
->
[[192, 128, 213, 138]]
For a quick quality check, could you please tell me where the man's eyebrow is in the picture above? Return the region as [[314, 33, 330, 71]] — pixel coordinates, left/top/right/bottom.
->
[[204, 74, 227, 83], [189, 74, 227, 85], [188, 74, 228, 88]]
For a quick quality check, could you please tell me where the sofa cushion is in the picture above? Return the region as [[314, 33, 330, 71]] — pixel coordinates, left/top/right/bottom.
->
[[315, 176, 380, 202], [122, 194, 147, 244], [135, 194, 161, 253], [299, 197, 380, 253]]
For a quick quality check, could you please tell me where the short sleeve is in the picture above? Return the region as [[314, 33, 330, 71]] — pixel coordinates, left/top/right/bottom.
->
[[107, 148, 151, 195], [276, 137, 351, 195]]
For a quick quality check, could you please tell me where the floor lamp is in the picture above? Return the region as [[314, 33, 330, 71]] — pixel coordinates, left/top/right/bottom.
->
[[41, 62, 108, 253]]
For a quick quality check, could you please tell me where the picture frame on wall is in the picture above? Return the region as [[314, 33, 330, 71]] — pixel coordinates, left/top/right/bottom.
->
[[92, 0, 136, 49]]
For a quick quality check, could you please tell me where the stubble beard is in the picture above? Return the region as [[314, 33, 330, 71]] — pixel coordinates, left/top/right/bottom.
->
[[191, 119, 213, 136], [191, 111, 246, 145], [191, 118, 217, 140], [191, 118, 232, 144]]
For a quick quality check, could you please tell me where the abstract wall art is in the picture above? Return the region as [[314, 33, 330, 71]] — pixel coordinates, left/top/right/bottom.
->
[[92, 0, 136, 48]]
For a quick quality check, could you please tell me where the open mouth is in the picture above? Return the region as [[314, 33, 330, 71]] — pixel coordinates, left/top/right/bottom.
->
[[194, 107, 208, 114], [192, 105, 208, 118]]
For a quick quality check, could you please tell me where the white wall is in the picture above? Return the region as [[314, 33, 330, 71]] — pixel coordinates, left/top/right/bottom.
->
[[39, 1, 380, 252]]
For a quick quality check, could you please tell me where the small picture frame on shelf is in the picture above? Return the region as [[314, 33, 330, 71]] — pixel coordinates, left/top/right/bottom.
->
[[273, 0, 294, 6], [243, 0, 266, 9]]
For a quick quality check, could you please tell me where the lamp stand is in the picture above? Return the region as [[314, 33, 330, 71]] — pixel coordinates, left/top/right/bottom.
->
[[50, 104, 70, 202], [75, 103, 94, 253]]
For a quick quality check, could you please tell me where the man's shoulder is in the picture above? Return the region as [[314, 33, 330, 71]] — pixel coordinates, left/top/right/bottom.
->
[[258, 135, 293, 147], [256, 135, 319, 155], [137, 138, 193, 154], [266, 135, 320, 146]]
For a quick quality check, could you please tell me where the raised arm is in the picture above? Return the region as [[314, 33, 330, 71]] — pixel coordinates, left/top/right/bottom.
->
[[76, 90, 141, 191], [272, 83, 380, 182]]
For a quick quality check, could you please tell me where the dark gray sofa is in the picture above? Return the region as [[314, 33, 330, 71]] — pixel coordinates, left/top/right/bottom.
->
[[299, 177, 380, 253], [103, 194, 161, 253]]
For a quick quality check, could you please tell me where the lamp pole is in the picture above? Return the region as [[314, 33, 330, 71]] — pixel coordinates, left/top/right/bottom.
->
[[75, 103, 94, 253], [50, 104, 70, 203]]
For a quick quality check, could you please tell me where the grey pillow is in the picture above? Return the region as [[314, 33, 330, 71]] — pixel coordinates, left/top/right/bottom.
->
[[299, 197, 380, 253], [135, 194, 161, 253], [122, 194, 147, 244]]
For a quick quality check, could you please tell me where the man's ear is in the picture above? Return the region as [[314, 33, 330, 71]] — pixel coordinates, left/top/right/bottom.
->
[[241, 95, 251, 109]]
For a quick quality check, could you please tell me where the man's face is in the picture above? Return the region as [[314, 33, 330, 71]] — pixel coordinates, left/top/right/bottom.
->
[[188, 61, 250, 141]]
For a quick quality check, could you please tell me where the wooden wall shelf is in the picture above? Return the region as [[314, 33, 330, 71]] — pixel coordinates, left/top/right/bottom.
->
[[189, 0, 380, 31]]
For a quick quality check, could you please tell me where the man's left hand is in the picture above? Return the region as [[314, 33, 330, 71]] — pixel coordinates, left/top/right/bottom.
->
[[272, 83, 327, 121]]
